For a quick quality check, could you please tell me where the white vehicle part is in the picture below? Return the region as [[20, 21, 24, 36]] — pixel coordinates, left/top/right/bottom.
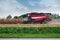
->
[[31, 16, 46, 19]]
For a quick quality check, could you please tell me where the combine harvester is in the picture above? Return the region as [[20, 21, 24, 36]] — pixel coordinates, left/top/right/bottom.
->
[[22, 12, 52, 24]]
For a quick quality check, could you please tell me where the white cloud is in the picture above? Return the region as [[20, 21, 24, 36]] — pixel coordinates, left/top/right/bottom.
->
[[28, 0, 60, 15], [0, 0, 28, 18], [39, 0, 60, 15], [0, 0, 60, 18]]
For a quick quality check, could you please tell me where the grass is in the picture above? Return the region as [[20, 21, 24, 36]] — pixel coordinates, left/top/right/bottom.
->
[[0, 26, 60, 38], [0, 33, 60, 38]]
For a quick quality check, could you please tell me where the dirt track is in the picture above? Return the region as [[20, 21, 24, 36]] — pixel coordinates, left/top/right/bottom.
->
[[0, 24, 60, 27], [49, 19, 60, 24]]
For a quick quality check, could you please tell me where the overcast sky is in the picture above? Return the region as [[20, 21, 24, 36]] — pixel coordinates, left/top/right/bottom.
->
[[0, 0, 60, 18]]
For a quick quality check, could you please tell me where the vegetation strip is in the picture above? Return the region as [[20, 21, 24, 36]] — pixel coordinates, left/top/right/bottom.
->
[[0, 33, 60, 38], [0, 27, 60, 38], [0, 27, 60, 34]]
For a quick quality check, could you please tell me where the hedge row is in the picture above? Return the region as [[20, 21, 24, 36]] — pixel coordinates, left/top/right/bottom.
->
[[0, 27, 60, 34]]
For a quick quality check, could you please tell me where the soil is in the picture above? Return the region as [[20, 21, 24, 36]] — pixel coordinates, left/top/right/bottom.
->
[[49, 19, 60, 24]]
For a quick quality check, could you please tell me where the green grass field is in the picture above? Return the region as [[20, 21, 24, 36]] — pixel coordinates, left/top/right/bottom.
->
[[0, 26, 60, 38], [0, 33, 60, 38]]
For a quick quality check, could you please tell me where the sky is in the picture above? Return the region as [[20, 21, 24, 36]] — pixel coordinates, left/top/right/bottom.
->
[[0, 0, 60, 18]]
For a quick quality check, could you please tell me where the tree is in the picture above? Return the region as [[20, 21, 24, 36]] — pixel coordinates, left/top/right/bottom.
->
[[14, 16, 18, 19], [51, 14, 60, 19], [6, 15, 12, 19]]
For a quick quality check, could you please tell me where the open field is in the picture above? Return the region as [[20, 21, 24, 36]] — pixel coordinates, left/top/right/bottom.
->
[[49, 19, 60, 24], [0, 19, 60, 27], [0, 24, 60, 27], [0, 19, 60, 38], [0, 27, 60, 38], [0, 33, 60, 38]]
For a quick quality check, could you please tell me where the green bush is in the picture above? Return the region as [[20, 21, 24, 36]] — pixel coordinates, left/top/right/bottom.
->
[[0, 27, 60, 34]]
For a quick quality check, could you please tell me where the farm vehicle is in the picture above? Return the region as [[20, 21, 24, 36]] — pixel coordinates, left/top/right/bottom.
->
[[22, 12, 52, 24]]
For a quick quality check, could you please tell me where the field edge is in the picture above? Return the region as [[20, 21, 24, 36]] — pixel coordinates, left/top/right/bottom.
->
[[0, 33, 60, 38]]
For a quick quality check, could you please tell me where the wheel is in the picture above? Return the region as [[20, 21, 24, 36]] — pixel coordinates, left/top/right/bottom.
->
[[23, 21, 28, 24], [29, 19, 35, 24], [41, 20, 48, 24]]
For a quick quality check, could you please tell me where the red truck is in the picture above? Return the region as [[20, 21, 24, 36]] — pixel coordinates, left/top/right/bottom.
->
[[23, 12, 51, 24]]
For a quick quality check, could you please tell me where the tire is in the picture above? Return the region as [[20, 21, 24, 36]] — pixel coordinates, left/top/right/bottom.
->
[[23, 21, 28, 24], [41, 20, 48, 24], [29, 19, 35, 24]]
